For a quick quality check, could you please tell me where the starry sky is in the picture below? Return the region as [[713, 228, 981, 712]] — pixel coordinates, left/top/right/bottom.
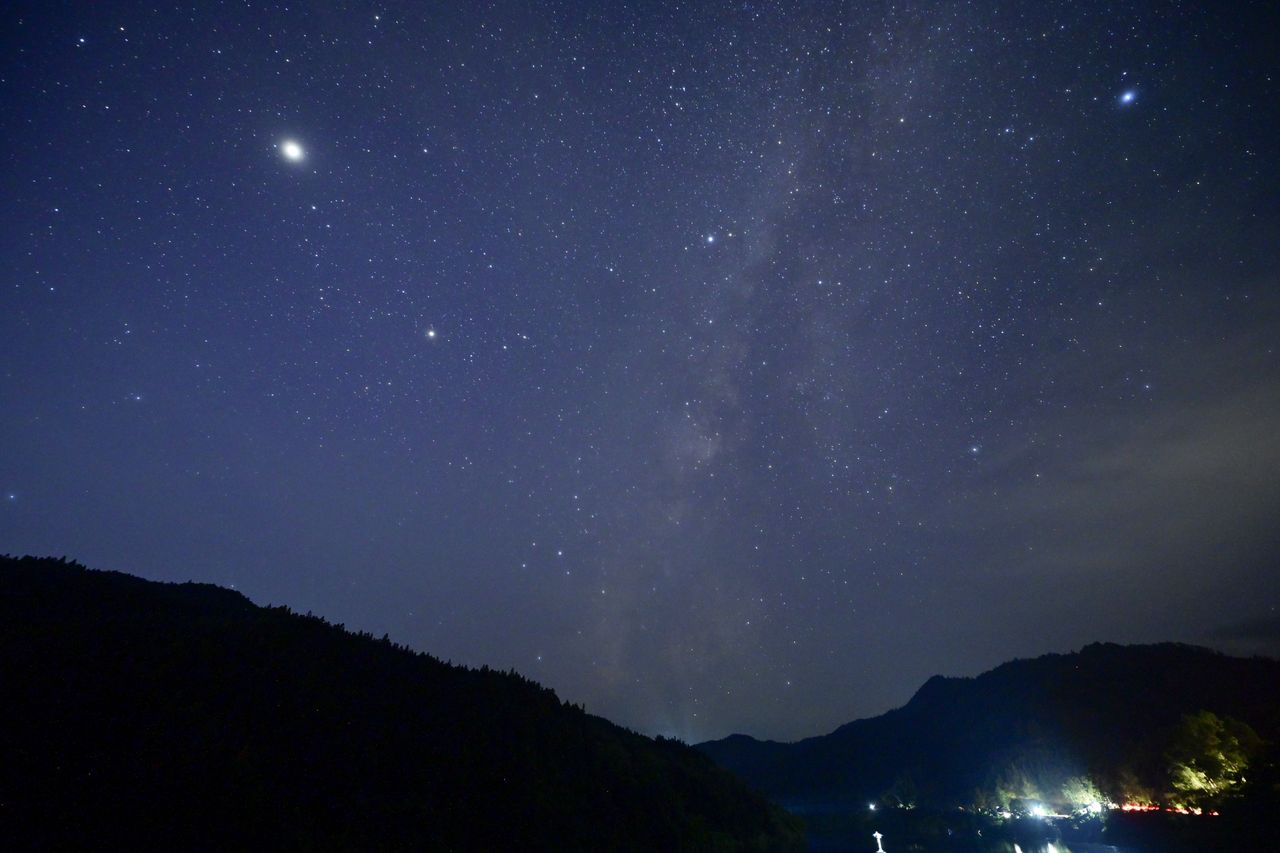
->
[[3, 1, 1278, 742]]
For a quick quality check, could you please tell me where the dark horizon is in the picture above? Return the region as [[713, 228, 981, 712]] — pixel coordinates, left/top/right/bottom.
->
[[3, 0, 1278, 743], [6, 551, 1278, 745]]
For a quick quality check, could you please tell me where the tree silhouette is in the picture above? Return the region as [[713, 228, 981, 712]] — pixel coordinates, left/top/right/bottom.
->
[[0, 555, 804, 851]]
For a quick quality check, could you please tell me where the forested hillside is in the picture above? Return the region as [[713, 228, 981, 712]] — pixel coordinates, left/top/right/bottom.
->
[[0, 555, 803, 851]]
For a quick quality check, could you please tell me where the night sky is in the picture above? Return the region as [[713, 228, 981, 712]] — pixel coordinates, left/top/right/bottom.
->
[[3, 1, 1278, 742]]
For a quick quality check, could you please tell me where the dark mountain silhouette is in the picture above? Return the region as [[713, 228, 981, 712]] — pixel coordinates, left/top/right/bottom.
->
[[0, 555, 803, 851], [698, 642, 1280, 812]]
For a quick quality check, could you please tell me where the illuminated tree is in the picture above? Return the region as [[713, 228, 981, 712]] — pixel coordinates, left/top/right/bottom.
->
[[1165, 710, 1262, 806], [1060, 775, 1103, 811], [993, 763, 1041, 807]]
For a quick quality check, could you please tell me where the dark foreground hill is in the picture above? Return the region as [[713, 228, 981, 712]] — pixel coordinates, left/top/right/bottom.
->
[[0, 555, 803, 851], [698, 642, 1280, 847]]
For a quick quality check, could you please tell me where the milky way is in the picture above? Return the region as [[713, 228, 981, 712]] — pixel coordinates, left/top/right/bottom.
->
[[2, 1, 1278, 740]]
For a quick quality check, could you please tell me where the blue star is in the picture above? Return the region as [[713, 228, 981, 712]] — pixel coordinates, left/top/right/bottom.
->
[[1119, 89, 1137, 105]]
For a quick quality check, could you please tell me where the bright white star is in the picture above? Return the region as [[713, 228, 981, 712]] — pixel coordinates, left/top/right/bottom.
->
[[281, 139, 305, 162], [425, 327, 438, 340], [1119, 90, 1137, 105]]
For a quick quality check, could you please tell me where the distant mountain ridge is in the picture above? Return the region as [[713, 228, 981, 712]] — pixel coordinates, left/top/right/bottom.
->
[[0, 555, 803, 850], [698, 642, 1280, 811]]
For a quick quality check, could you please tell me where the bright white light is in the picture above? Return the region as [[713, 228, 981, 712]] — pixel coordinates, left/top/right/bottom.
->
[[868, 803, 876, 811], [1120, 90, 1137, 105], [1087, 801, 1103, 814], [705, 234, 715, 244], [281, 139, 305, 162], [1030, 805, 1047, 818], [425, 327, 438, 340]]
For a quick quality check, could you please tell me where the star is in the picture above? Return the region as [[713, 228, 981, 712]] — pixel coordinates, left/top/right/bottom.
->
[[1119, 90, 1137, 105], [425, 327, 438, 340], [280, 139, 305, 162]]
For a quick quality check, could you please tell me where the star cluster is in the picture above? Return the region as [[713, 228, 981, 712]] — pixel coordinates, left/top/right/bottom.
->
[[2, 1, 1278, 741]]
